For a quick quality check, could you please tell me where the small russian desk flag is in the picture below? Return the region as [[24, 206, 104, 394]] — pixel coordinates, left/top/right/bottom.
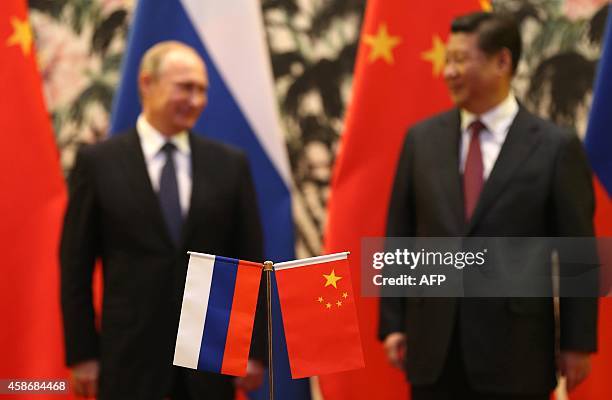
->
[[174, 252, 262, 376]]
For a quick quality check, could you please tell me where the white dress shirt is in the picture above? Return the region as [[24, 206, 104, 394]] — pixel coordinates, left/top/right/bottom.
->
[[459, 94, 519, 179], [136, 115, 192, 216]]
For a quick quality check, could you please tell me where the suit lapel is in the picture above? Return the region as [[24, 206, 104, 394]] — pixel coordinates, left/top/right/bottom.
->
[[467, 107, 542, 233], [433, 109, 465, 233], [120, 129, 175, 246], [181, 133, 209, 245]]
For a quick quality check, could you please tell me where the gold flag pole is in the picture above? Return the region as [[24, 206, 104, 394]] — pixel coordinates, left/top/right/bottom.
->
[[263, 260, 274, 400]]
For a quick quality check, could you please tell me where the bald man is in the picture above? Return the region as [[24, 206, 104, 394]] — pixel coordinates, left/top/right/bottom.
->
[[61, 41, 265, 400]]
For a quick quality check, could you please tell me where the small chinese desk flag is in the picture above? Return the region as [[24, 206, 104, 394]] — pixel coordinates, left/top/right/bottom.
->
[[174, 252, 262, 376], [275, 252, 365, 378]]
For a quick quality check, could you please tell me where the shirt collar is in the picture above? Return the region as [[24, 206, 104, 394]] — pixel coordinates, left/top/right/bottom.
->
[[460, 93, 519, 141], [136, 114, 190, 158]]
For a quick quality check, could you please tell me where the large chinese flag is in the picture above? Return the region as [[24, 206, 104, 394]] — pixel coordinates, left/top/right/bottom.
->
[[0, 0, 68, 382], [275, 253, 364, 379], [322, 1, 487, 399], [572, 5, 612, 399]]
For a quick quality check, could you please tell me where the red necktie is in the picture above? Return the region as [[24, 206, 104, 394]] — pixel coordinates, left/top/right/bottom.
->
[[464, 120, 485, 221]]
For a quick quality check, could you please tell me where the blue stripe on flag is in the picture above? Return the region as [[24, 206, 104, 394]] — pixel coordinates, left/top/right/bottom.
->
[[197, 257, 238, 372], [585, 4, 612, 196]]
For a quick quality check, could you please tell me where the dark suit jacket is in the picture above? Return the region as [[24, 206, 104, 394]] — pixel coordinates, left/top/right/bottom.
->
[[60, 129, 264, 400], [379, 107, 598, 395]]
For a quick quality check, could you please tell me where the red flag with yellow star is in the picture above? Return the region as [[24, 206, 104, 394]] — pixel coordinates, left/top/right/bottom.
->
[[0, 0, 68, 383], [275, 252, 364, 378], [322, 0, 488, 399]]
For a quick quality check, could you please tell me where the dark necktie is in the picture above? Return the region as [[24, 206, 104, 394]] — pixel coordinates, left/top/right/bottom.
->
[[159, 142, 183, 245], [464, 120, 485, 221]]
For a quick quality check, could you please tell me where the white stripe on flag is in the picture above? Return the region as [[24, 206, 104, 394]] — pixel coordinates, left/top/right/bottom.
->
[[174, 254, 215, 369], [187, 251, 217, 261], [180, 0, 292, 187], [274, 252, 350, 270]]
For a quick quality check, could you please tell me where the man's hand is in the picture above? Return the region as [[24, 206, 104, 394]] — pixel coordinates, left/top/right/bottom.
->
[[235, 359, 265, 392], [70, 359, 99, 398], [384, 332, 407, 369], [559, 351, 591, 392]]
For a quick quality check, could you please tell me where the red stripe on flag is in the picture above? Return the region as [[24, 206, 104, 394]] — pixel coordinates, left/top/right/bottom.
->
[[220, 260, 262, 376], [592, 178, 612, 237]]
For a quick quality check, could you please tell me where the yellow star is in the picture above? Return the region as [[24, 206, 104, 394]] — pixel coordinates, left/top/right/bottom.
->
[[326, 303, 332, 309], [480, 0, 493, 12], [421, 35, 446, 77], [336, 300, 343, 307], [323, 269, 343, 289], [317, 296, 324, 303], [7, 16, 33, 56], [363, 23, 401, 64], [342, 292, 348, 299]]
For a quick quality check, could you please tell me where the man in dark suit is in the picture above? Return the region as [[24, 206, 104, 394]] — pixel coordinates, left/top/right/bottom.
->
[[61, 41, 265, 399], [379, 12, 597, 399]]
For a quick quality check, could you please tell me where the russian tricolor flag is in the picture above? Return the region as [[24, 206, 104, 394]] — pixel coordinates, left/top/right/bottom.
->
[[110, 1, 310, 397], [174, 252, 262, 376], [110, 1, 294, 260]]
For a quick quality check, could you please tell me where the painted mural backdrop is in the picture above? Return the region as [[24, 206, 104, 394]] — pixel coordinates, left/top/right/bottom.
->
[[29, 0, 609, 258]]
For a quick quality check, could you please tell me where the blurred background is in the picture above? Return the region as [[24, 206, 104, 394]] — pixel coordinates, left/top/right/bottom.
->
[[29, 0, 609, 258]]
